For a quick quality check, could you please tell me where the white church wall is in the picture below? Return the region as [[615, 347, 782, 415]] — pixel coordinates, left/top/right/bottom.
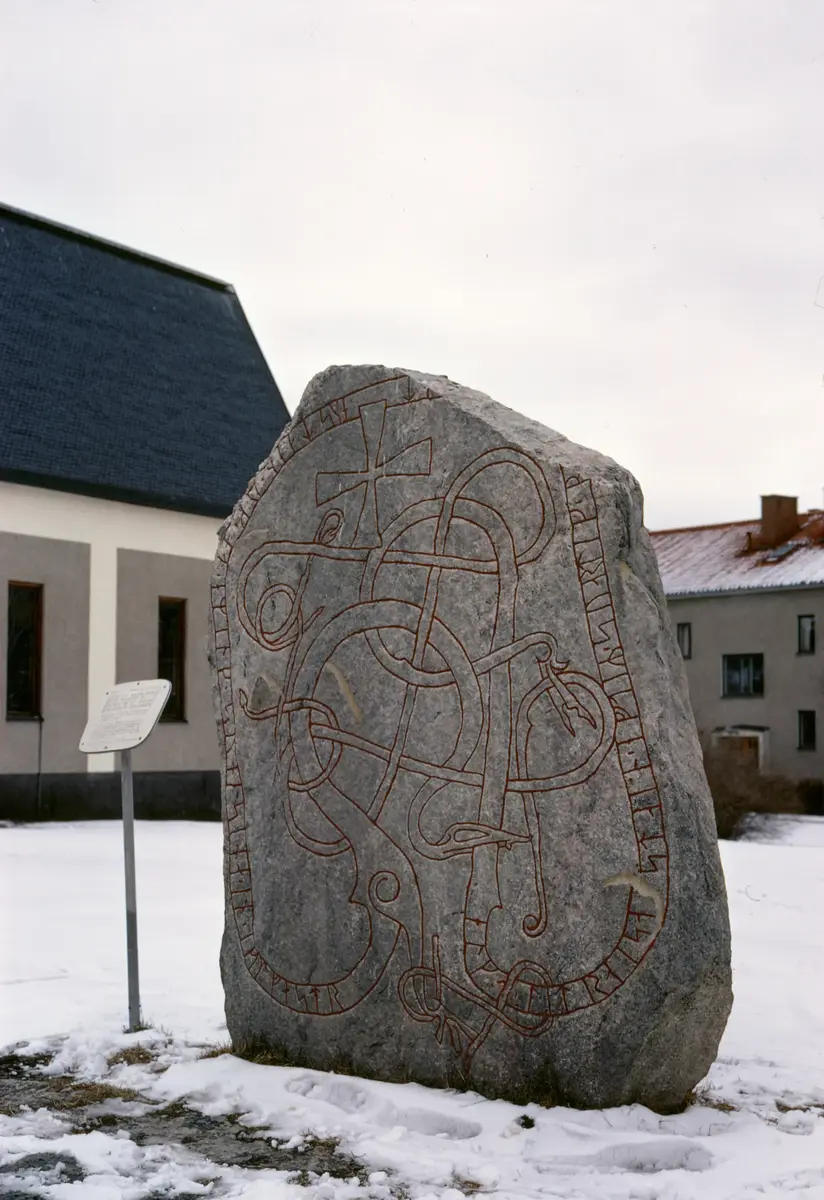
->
[[0, 481, 220, 773]]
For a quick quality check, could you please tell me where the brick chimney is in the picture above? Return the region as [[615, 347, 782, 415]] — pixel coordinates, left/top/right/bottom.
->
[[759, 494, 799, 548]]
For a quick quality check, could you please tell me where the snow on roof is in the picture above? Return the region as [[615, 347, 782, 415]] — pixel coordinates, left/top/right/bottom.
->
[[650, 514, 824, 596]]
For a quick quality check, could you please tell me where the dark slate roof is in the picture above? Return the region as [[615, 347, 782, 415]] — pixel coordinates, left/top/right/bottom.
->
[[0, 202, 290, 517]]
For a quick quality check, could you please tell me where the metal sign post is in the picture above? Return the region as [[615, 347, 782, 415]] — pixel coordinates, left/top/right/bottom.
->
[[120, 747, 140, 1031], [79, 679, 171, 1033]]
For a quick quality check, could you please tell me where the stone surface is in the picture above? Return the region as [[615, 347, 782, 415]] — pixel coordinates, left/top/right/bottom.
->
[[210, 365, 732, 1111]]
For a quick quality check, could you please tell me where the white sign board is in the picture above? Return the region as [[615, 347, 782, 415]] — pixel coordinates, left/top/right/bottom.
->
[[80, 679, 172, 754]]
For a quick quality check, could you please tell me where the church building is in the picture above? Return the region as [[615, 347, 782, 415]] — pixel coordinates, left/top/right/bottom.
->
[[0, 202, 290, 818]]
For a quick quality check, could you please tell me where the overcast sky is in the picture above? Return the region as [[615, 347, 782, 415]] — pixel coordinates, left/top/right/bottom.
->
[[3, 0, 824, 529]]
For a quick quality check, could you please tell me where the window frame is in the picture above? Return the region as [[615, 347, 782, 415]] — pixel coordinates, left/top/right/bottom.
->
[[797, 614, 815, 655], [6, 581, 44, 721], [157, 596, 187, 723], [798, 709, 816, 751], [676, 622, 692, 659], [721, 653, 764, 698]]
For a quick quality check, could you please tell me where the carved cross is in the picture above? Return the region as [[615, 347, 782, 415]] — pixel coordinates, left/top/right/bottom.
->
[[315, 401, 432, 548]]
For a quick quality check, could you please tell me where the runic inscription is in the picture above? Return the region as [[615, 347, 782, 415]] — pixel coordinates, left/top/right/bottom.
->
[[211, 374, 672, 1072]]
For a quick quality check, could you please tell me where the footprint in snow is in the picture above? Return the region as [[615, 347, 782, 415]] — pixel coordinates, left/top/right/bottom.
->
[[285, 1073, 481, 1140], [540, 1138, 713, 1175]]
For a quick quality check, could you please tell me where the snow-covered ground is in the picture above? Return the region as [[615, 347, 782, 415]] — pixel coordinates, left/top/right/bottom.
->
[[2, 817, 824, 1198]]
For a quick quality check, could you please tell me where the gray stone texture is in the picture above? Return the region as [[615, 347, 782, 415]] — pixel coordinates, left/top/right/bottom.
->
[[210, 366, 732, 1111]]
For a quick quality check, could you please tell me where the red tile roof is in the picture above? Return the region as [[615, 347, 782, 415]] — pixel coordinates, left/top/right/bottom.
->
[[650, 513, 824, 595]]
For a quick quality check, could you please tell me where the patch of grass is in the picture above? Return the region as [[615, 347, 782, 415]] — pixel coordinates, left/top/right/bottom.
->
[[288, 1134, 368, 1188], [306, 1135, 341, 1153], [775, 1100, 824, 1114], [122, 1020, 154, 1034], [233, 1040, 296, 1068], [51, 1080, 149, 1110], [685, 1089, 737, 1114], [107, 1045, 155, 1069], [450, 1174, 483, 1195], [119, 1019, 173, 1037], [153, 1100, 189, 1119], [0, 1069, 150, 1118], [54, 1084, 149, 1108], [515, 1114, 535, 1129], [197, 1041, 234, 1060]]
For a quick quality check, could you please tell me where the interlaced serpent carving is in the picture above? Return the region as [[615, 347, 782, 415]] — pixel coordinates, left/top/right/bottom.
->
[[212, 379, 669, 1067]]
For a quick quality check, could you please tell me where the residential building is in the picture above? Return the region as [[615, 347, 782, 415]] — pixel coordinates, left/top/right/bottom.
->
[[651, 495, 824, 785], [0, 202, 290, 818]]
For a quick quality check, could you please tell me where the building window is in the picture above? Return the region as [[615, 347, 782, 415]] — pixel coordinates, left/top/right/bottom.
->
[[158, 598, 186, 722], [798, 710, 816, 751], [676, 622, 692, 659], [722, 653, 764, 697], [6, 583, 43, 719], [798, 615, 815, 655]]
